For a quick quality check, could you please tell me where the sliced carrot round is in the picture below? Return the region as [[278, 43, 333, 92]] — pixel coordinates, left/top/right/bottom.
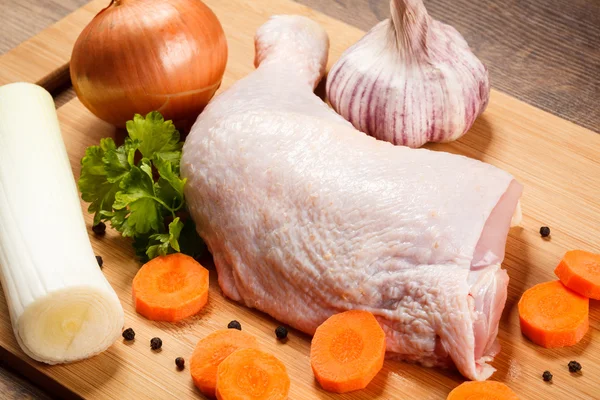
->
[[132, 253, 209, 322], [190, 329, 259, 398], [555, 250, 600, 299], [216, 348, 290, 400], [310, 310, 386, 393], [447, 381, 519, 399], [518, 280, 589, 348]]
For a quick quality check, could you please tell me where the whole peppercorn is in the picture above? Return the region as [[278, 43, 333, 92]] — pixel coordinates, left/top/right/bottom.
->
[[122, 328, 135, 341], [275, 326, 288, 340], [92, 222, 106, 235], [542, 370, 553, 382], [175, 357, 185, 370], [150, 337, 162, 350], [96, 255, 103, 268], [568, 361, 582, 373], [228, 320, 242, 330], [539, 226, 551, 238]]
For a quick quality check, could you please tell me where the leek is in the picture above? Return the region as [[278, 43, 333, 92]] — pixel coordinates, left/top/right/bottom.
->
[[0, 82, 124, 364]]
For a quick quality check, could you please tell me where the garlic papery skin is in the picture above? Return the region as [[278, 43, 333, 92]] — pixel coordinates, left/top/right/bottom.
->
[[326, 0, 490, 148]]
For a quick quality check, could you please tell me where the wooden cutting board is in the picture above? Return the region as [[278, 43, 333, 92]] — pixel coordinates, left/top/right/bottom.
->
[[1, 0, 599, 399]]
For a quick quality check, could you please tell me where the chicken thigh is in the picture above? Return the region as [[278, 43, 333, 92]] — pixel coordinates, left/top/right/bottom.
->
[[181, 15, 522, 381]]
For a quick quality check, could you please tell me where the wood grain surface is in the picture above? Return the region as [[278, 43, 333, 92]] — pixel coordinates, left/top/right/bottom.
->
[[0, 0, 598, 131], [0, 0, 599, 398], [0, 359, 51, 400]]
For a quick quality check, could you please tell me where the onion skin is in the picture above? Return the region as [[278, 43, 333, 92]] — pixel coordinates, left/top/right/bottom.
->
[[71, 0, 227, 127]]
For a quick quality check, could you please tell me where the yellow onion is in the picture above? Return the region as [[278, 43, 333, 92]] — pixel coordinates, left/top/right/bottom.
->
[[70, 0, 227, 127]]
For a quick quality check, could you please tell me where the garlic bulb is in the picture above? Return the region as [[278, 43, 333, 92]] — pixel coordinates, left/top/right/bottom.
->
[[326, 0, 490, 148]]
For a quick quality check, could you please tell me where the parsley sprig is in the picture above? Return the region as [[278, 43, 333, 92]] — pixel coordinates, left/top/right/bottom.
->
[[78, 111, 204, 261]]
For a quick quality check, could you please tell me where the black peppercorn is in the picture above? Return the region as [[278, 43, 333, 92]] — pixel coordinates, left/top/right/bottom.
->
[[568, 361, 582, 373], [542, 370, 553, 382], [275, 326, 288, 340], [122, 328, 135, 341], [175, 357, 185, 370], [92, 222, 106, 235], [540, 226, 551, 238], [96, 255, 103, 268], [228, 320, 242, 330], [150, 337, 162, 350]]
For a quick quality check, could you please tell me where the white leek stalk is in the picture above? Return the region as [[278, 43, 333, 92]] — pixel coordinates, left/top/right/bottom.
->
[[0, 82, 124, 364]]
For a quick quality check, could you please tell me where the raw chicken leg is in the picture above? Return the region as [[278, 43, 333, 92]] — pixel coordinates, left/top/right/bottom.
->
[[181, 16, 523, 381]]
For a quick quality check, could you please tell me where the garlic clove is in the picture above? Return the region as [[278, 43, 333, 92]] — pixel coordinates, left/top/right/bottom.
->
[[326, 0, 490, 148]]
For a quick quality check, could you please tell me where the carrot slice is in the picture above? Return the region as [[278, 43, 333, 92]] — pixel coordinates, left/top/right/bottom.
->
[[310, 310, 386, 393], [555, 250, 600, 299], [518, 280, 589, 348], [216, 348, 290, 400], [132, 253, 209, 322], [190, 329, 259, 398], [447, 381, 519, 399]]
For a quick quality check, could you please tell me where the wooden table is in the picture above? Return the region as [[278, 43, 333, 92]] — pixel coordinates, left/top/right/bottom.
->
[[0, 0, 598, 398]]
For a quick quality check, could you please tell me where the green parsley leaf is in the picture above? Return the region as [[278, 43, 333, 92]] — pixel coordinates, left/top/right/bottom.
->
[[79, 138, 118, 225], [104, 138, 138, 183], [100, 209, 136, 237], [79, 111, 205, 261], [154, 155, 186, 210], [155, 151, 181, 168], [125, 112, 182, 160], [146, 217, 184, 260], [113, 162, 165, 236]]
